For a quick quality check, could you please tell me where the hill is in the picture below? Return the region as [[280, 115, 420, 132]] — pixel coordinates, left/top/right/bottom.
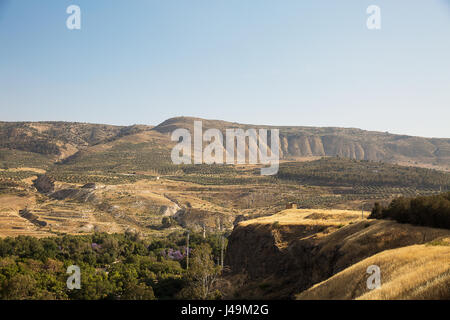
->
[[0, 117, 449, 171], [0, 121, 154, 168], [296, 241, 450, 300], [154, 117, 450, 171], [223, 208, 450, 299]]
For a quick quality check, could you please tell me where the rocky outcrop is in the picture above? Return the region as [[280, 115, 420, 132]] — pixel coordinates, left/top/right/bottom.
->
[[159, 204, 181, 217], [33, 175, 55, 194], [50, 188, 96, 202]]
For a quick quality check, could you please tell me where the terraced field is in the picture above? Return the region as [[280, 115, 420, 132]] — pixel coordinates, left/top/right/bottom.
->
[[0, 195, 51, 238]]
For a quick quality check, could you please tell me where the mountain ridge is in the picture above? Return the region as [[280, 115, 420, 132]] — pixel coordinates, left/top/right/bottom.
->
[[0, 117, 449, 171]]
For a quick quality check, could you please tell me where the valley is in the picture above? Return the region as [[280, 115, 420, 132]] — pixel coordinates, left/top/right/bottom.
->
[[0, 117, 449, 300]]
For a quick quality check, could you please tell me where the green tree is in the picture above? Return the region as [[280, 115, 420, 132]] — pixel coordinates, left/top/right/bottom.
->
[[121, 282, 155, 300], [1, 274, 37, 300], [178, 243, 221, 300], [369, 202, 383, 219]]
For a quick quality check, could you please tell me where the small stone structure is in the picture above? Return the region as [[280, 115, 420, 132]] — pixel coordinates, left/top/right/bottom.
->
[[286, 203, 297, 209]]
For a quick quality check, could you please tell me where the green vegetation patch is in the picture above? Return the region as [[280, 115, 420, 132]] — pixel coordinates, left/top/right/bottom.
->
[[369, 192, 450, 229], [0, 231, 226, 300], [278, 158, 450, 189]]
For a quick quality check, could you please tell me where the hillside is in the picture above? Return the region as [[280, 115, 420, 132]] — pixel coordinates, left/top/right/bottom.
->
[[154, 117, 450, 171], [223, 208, 450, 299], [296, 240, 450, 300], [0, 121, 154, 167], [0, 117, 449, 171], [277, 158, 450, 189]]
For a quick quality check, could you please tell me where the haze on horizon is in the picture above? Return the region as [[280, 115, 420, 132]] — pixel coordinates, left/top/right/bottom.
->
[[0, 0, 449, 138]]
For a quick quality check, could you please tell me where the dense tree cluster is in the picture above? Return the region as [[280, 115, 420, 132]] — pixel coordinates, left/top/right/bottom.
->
[[0, 232, 224, 300], [369, 192, 450, 229]]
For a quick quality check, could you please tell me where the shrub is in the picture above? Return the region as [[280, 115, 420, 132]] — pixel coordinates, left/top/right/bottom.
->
[[369, 192, 450, 229], [271, 221, 280, 229]]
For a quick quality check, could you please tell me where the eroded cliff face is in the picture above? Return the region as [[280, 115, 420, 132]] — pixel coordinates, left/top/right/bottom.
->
[[278, 134, 433, 162], [154, 117, 450, 169], [224, 214, 450, 299], [280, 135, 381, 160]]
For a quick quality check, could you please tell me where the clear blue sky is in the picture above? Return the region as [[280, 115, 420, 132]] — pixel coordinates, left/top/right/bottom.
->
[[0, 0, 449, 138]]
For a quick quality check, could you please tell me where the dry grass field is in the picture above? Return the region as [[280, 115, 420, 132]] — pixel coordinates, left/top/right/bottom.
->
[[239, 208, 367, 227], [296, 239, 450, 300], [0, 195, 52, 238], [225, 207, 450, 300]]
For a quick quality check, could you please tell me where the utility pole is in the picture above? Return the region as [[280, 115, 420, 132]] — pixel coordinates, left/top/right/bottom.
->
[[217, 217, 224, 269], [186, 231, 190, 270], [220, 233, 224, 269], [361, 203, 364, 219]]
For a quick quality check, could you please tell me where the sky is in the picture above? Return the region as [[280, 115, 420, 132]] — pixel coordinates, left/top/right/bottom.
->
[[0, 0, 449, 138]]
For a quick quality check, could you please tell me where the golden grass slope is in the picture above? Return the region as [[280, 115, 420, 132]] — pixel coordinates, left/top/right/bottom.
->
[[239, 208, 367, 227], [225, 208, 450, 299], [296, 238, 450, 300]]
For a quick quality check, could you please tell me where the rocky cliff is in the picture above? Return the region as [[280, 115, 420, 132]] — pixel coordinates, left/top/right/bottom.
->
[[224, 209, 450, 299], [155, 117, 450, 169]]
